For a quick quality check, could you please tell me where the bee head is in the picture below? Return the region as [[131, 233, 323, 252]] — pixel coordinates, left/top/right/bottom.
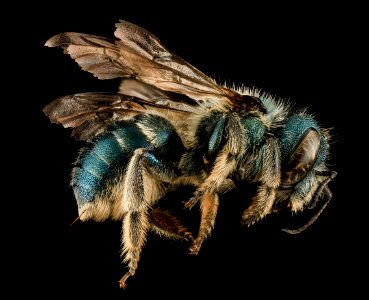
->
[[278, 114, 328, 189]]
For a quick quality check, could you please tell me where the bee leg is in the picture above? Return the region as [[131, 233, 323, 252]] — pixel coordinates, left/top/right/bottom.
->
[[120, 210, 150, 289], [189, 192, 219, 255], [282, 171, 337, 234], [184, 179, 234, 210], [286, 171, 336, 213], [282, 186, 333, 234], [242, 138, 281, 226], [186, 146, 238, 209], [286, 172, 318, 212], [120, 197, 193, 288], [242, 186, 277, 226], [183, 196, 199, 210], [184, 113, 244, 209], [150, 208, 193, 241], [186, 115, 244, 253], [306, 171, 337, 210], [186, 150, 238, 253], [119, 148, 181, 288]]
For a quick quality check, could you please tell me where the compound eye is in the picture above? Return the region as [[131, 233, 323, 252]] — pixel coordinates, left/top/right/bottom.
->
[[281, 129, 320, 187]]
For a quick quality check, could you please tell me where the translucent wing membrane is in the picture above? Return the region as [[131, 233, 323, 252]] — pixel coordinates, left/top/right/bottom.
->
[[43, 92, 196, 141], [45, 20, 265, 113], [45, 33, 125, 79]]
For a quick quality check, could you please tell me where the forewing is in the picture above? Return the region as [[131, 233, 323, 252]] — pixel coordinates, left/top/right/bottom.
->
[[43, 92, 197, 141], [45, 33, 126, 79], [45, 20, 265, 112], [114, 20, 233, 107]]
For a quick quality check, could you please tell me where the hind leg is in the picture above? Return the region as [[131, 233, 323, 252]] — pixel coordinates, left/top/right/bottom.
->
[[120, 210, 150, 288], [118, 148, 182, 288], [150, 208, 193, 241]]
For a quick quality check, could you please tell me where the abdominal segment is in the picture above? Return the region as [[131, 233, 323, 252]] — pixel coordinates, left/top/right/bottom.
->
[[71, 120, 150, 220], [70, 114, 185, 221]]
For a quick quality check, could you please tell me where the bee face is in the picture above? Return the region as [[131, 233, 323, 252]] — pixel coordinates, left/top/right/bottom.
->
[[44, 20, 336, 288], [279, 116, 324, 188]]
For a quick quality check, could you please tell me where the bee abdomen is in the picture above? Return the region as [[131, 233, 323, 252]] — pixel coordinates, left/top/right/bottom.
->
[[72, 121, 149, 204]]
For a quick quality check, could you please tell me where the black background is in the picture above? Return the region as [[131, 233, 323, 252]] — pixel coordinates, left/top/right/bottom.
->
[[8, 3, 364, 299]]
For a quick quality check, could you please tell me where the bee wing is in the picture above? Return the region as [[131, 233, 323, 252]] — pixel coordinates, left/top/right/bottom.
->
[[45, 20, 265, 112], [43, 91, 198, 141]]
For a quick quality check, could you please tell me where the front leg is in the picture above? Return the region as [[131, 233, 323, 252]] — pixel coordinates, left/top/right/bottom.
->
[[242, 138, 281, 226], [282, 171, 337, 234]]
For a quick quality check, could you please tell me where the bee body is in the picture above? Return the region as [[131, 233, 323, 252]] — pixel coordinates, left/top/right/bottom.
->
[[44, 20, 336, 288]]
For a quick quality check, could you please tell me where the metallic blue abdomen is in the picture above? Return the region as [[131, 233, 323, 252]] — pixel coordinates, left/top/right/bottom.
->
[[73, 121, 149, 203]]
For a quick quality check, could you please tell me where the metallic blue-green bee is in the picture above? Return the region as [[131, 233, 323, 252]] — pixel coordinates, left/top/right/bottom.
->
[[44, 20, 336, 288]]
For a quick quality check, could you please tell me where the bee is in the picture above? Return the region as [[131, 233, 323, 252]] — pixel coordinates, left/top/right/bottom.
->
[[44, 20, 336, 288]]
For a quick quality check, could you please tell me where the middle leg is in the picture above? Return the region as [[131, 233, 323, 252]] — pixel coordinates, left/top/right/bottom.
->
[[189, 192, 219, 255]]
